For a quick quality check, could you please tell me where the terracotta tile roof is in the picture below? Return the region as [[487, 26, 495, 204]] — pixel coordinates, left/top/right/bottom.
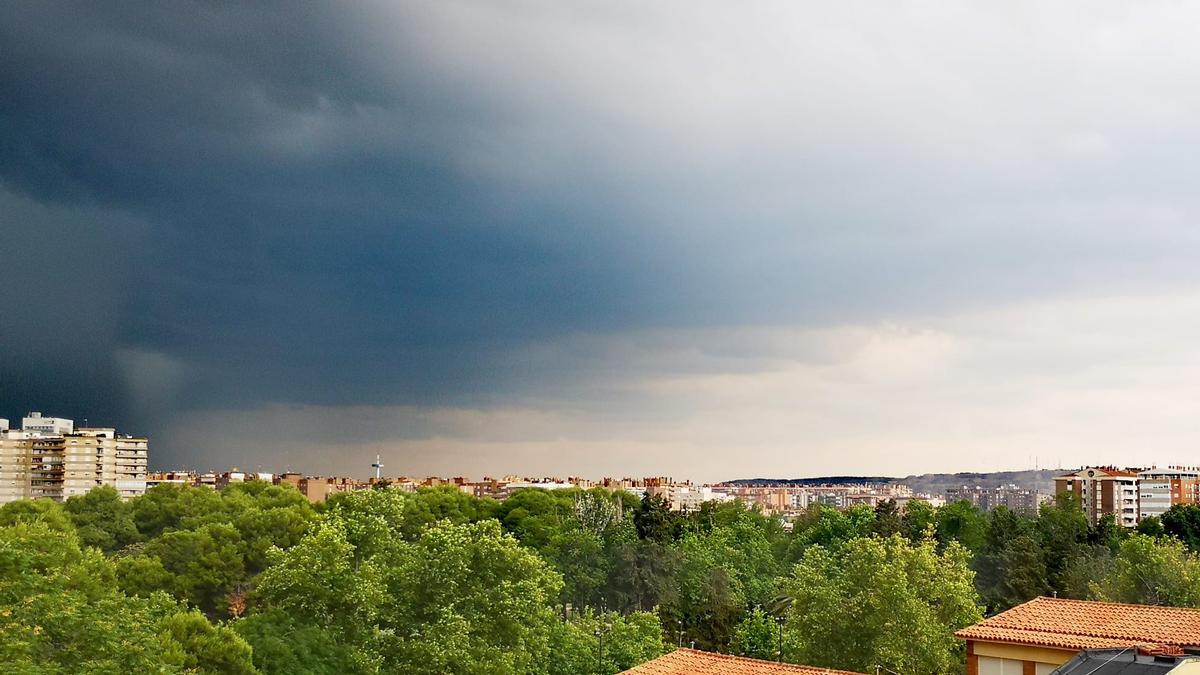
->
[[955, 597, 1200, 652], [620, 649, 864, 675]]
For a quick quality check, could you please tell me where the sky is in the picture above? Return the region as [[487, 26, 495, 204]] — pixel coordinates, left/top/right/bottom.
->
[[4, 2, 1200, 482]]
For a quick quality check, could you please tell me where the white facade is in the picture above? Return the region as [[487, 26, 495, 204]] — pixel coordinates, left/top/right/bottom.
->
[[22, 412, 74, 436], [0, 414, 147, 503], [977, 656, 1055, 675], [1138, 468, 1200, 521]]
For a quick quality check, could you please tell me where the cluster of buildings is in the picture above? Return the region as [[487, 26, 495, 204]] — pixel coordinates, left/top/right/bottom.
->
[[945, 484, 1050, 516], [0, 413, 148, 504], [138, 467, 947, 514], [131, 463, 1200, 531], [1055, 466, 1200, 527], [3, 411, 1192, 535], [702, 482, 941, 514]]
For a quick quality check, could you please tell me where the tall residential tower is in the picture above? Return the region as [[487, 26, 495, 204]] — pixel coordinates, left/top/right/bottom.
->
[[0, 413, 148, 503]]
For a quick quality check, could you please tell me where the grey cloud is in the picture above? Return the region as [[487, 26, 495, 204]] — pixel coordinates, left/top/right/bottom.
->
[[4, 2, 1200, 471]]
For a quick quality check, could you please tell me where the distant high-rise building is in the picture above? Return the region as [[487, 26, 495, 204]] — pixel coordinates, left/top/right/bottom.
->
[[1055, 467, 1139, 528], [1137, 467, 1200, 522], [0, 413, 148, 503]]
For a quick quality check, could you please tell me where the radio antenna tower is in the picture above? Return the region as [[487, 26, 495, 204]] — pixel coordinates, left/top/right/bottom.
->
[[372, 455, 384, 480]]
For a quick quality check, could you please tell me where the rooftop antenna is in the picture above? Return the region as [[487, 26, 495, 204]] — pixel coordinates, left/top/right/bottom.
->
[[372, 455, 384, 480]]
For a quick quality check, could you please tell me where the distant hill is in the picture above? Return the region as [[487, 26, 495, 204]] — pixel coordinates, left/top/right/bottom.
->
[[894, 469, 1061, 496], [721, 469, 1063, 496]]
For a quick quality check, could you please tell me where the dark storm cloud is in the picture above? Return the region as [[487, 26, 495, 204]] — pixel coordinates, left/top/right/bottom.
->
[[0, 1, 658, 437], [6, 2, 1200, 472]]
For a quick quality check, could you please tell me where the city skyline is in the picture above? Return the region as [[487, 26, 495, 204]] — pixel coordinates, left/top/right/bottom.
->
[[7, 4, 1200, 481]]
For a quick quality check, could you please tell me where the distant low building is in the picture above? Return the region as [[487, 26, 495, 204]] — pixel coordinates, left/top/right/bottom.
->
[[946, 484, 1046, 515]]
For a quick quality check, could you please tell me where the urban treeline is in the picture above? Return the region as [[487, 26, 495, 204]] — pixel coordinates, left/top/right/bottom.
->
[[5, 482, 1200, 674]]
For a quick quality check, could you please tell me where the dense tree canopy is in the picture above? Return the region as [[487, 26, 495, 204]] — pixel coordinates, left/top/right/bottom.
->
[[781, 535, 981, 674], [5, 480, 1200, 673]]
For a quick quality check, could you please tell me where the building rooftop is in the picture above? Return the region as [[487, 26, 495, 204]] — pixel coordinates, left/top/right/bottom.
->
[[1052, 649, 1200, 675], [1056, 467, 1141, 479], [620, 649, 863, 675], [956, 597, 1200, 652]]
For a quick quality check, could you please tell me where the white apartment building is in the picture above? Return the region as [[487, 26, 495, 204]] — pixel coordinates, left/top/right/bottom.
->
[[1138, 467, 1200, 521], [0, 413, 148, 503]]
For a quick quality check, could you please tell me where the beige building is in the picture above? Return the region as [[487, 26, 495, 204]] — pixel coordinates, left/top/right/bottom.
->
[[0, 413, 147, 503], [1055, 467, 1140, 527]]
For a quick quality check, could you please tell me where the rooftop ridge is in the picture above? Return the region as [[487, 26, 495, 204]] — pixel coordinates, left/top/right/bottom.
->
[[621, 648, 864, 674], [956, 597, 1200, 650]]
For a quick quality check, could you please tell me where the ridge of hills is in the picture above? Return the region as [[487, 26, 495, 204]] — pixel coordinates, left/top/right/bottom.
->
[[721, 468, 1065, 496]]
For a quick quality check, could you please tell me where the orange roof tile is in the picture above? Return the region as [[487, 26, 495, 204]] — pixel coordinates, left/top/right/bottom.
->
[[955, 597, 1200, 651], [620, 649, 864, 675]]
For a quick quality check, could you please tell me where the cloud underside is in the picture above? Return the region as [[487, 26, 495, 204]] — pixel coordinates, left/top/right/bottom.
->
[[172, 289, 1200, 481], [3, 2, 1200, 476]]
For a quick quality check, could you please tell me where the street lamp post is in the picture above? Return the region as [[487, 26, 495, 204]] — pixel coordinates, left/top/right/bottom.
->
[[775, 615, 784, 663], [595, 625, 608, 674]]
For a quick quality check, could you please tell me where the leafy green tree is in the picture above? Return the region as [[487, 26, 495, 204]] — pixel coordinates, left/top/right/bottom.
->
[[322, 487, 415, 560], [115, 553, 175, 596], [573, 490, 621, 538], [901, 499, 937, 541], [0, 497, 74, 532], [376, 519, 564, 674], [253, 521, 385, 645], [936, 500, 986, 553], [731, 606, 780, 660], [131, 482, 224, 538], [992, 534, 1049, 608], [873, 499, 903, 538], [973, 508, 1047, 612], [232, 503, 314, 574], [235, 610, 369, 675], [547, 525, 607, 612], [64, 486, 140, 552], [788, 504, 874, 561], [1092, 534, 1200, 606], [163, 609, 257, 673], [1060, 545, 1114, 600], [494, 488, 570, 552], [0, 520, 254, 673], [123, 522, 247, 616], [983, 506, 1028, 554], [605, 539, 681, 613], [669, 512, 780, 650], [634, 493, 681, 543], [546, 611, 666, 675], [1138, 516, 1166, 538], [1162, 504, 1200, 551], [1036, 493, 1089, 594], [401, 486, 488, 539], [323, 485, 485, 548], [1087, 513, 1124, 553], [780, 534, 982, 674]]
